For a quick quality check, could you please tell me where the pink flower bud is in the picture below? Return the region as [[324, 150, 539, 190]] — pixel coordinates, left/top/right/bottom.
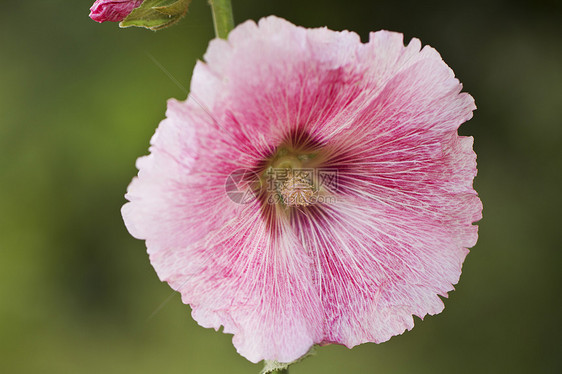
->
[[89, 0, 144, 23]]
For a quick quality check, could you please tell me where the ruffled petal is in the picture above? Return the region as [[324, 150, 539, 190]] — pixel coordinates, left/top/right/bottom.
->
[[149, 202, 323, 363], [198, 17, 369, 147], [122, 99, 250, 254], [291, 195, 475, 347]]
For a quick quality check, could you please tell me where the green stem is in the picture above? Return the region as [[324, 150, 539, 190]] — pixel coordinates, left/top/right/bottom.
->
[[208, 0, 234, 39], [269, 370, 288, 374]]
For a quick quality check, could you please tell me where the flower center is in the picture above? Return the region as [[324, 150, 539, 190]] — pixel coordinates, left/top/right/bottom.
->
[[261, 145, 322, 207], [256, 131, 336, 209], [278, 170, 316, 207]]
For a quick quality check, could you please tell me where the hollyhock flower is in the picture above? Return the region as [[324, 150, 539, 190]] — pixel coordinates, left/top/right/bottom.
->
[[89, 0, 143, 23], [122, 16, 482, 363]]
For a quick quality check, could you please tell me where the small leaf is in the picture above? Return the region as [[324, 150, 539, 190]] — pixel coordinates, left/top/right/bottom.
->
[[119, 0, 192, 31]]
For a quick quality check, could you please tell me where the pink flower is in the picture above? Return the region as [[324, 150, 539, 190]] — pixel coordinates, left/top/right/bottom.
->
[[89, 0, 143, 23], [122, 16, 482, 363]]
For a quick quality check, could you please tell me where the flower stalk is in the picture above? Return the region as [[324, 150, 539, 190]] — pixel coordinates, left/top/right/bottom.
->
[[209, 0, 234, 39], [270, 369, 288, 374]]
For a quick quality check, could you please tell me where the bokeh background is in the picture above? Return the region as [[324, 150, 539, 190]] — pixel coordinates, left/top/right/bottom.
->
[[1, 0, 561, 373]]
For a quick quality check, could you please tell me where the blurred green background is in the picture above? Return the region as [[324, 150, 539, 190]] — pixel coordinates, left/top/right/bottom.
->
[[1, 0, 561, 373]]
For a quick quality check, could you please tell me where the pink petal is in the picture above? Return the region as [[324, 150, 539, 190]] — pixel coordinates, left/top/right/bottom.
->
[[122, 99, 248, 254], [150, 203, 324, 363]]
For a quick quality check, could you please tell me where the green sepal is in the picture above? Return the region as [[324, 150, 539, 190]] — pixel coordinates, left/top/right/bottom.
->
[[119, 0, 192, 31], [261, 346, 317, 374]]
